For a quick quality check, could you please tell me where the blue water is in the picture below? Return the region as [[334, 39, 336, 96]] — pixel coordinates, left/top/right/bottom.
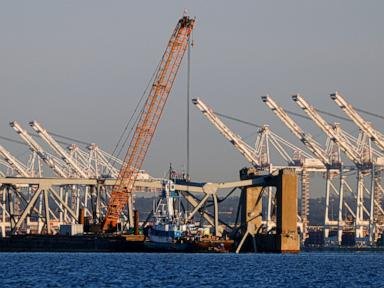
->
[[0, 252, 383, 287]]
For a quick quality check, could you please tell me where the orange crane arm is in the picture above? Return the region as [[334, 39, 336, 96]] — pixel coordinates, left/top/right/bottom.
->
[[102, 15, 195, 231]]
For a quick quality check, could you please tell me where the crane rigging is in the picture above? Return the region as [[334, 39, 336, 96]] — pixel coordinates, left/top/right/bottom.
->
[[102, 14, 195, 231]]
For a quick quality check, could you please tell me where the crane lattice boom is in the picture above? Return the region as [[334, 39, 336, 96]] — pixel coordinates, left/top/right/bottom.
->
[[292, 94, 365, 167], [192, 97, 261, 167], [102, 15, 195, 231], [262, 95, 330, 166], [331, 92, 384, 152]]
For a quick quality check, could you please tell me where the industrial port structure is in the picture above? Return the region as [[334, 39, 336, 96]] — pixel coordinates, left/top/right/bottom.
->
[[0, 13, 383, 252]]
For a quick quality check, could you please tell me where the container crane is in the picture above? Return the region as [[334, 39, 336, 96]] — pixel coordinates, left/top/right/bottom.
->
[[102, 14, 195, 231], [0, 145, 30, 178], [193, 97, 315, 232], [0, 144, 77, 234], [30, 121, 88, 178], [292, 94, 378, 241], [262, 95, 352, 242], [331, 92, 384, 152], [10, 121, 68, 178], [292, 95, 364, 167], [192, 98, 263, 167], [330, 92, 384, 241], [262, 96, 331, 167]]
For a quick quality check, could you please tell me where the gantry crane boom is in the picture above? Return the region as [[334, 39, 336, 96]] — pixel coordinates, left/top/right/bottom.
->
[[262, 95, 329, 167], [0, 145, 30, 177], [331, 92, 384, 152], [102, 15, 195, 230], [10, 121, 68, 178], [29, 121, 88, 178], [192, 98, 260, 166], [292, 95, 363, 167]]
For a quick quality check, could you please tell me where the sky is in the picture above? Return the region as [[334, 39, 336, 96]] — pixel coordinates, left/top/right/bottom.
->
[[0, 1, 383, 189]]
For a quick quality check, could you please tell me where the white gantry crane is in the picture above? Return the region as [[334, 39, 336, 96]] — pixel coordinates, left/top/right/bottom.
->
[[193, 97, 316, 232], [331, 91, 384, 241], [292, 94, 383, 243], [0, 145, 30, 178], [192, 97, 275, 228], [0, 143, 78, 235], [262, 96, 332, 167], [9, 121, 91, 231], [10, 121, 68, 178], [331, 92, 384, 152], [192, 97, 266, 168], [30, 121, 88, 178], [262, 95, 357, 243]]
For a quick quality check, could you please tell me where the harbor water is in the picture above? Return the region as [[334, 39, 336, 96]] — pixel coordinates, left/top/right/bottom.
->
[[1, 252, 383, 287]]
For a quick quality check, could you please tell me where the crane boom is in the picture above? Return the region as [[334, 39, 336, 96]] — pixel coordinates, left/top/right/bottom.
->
[[331, 92, 384, 152], [192, 97, 260, 166], [292, 95, 363, 167], [29, 121, 88, 178], [10, 121, 68, 178], [0, 145, 30, 177], [102, 15, 195, 230], [262, 95, 329, 166]]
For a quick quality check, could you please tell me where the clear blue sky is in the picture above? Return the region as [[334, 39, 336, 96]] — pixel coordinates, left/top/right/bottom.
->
[[0, 1, 383, 187]]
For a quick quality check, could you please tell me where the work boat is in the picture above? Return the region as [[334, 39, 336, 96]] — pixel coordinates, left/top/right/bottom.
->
[[145, 180, 192, 251]]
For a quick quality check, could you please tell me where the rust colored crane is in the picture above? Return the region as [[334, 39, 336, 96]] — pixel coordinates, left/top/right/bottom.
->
[[102, 14, 195, 231]]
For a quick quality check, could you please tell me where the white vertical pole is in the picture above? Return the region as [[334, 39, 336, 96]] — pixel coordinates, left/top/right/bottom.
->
[[337, 168, 344, 245], [324, 170, 331, 240], [369, 165, 375, 244], [1, 188, 6, 237]]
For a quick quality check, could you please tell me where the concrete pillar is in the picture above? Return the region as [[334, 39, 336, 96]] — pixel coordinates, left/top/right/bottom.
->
[[274, 169, 300, 253], [237, 168, 299, 253], [240, 185, 263, 235]]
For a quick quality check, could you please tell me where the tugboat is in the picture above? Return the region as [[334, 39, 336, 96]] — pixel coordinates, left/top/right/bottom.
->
[[144, 175, 234, 252], [145, 179, 193, 251]]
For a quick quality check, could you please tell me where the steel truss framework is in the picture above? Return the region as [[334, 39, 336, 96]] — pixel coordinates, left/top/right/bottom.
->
[[1, 92, 384, 246], [0, 176, 268, 240], [193, 95, 384, 246]]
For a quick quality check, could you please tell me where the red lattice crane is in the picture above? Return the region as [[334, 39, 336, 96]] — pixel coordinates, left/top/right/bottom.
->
[[102, 14, 195, 231]]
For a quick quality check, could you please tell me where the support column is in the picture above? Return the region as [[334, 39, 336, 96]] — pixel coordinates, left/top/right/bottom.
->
[[43, 189, 50, 234], [373, 168, 383, 242], [213, 194, 220, 236], [128, 194, 134, 228], [38, 193, 43, 234], [337, 169, 344, 245], [275, 169, 299, 252], [84, 186, 89, 217], [7, 186, 15, 230], [59, 187, 64, 224], [266, 187, 273, 230], [369, 165, 375, 244], [240, 185, 263, 236], [356, 170, 364, 238], [324, 170, 331, 240], [1, 187, 6, 237], [300, 169, 310, 242]]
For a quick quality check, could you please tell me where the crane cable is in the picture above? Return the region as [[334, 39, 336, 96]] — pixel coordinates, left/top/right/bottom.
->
[[103, 57, 164, 175], [186, 36, 191, 181]]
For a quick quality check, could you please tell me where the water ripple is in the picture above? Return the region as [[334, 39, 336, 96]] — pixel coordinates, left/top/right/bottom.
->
[[0, 252, 383, 287]]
